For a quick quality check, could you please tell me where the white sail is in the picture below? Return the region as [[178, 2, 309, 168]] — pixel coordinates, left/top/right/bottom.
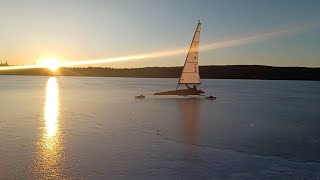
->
[[178, 21, 201, 86]]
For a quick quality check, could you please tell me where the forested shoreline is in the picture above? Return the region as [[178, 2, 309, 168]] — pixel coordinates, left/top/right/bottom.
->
[[1, 65, 320, 81]]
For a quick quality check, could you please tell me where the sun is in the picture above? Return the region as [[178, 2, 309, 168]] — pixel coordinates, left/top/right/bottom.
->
[[40, 58, 61, 72]]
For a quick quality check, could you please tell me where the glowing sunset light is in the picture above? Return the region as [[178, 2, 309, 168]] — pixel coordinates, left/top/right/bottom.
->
[[39, 58, 61, 72]]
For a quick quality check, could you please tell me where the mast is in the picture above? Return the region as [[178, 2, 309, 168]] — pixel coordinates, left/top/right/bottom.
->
[[176, 20, 201, 89]]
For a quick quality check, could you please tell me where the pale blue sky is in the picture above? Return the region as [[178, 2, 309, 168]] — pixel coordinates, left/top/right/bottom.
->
[[0, 0, 320, 67]]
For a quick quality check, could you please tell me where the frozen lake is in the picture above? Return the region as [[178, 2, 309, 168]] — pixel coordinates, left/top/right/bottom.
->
[[0, 75, 320, 179]]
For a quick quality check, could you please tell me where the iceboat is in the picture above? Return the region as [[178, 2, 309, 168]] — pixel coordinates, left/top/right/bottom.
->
[[154, 21, 205, 96]]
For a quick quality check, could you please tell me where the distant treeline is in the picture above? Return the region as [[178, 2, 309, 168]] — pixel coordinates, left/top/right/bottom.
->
[[1, 65, 320, 80], [0, 61, 9, 66]]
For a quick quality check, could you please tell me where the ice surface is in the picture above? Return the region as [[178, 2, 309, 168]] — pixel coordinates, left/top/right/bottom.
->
[[0, 76, 319, 179]]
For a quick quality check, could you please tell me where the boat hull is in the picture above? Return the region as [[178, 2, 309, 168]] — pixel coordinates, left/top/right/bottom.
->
[[154, 88, 205, 96]]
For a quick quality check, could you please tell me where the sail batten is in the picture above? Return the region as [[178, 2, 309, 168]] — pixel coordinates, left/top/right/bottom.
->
[[177, 21, 201, 87]]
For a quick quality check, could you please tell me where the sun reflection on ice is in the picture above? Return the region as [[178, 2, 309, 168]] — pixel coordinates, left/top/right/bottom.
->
[[45, 77, 59, 138], [34, 77, 65, 179]]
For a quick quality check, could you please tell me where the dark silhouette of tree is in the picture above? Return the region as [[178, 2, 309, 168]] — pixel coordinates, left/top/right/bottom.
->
[[0, 61, 9, 66]]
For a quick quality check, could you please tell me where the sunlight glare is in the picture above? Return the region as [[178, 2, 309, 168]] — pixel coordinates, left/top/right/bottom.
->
[[40, 58, 61, 72]]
